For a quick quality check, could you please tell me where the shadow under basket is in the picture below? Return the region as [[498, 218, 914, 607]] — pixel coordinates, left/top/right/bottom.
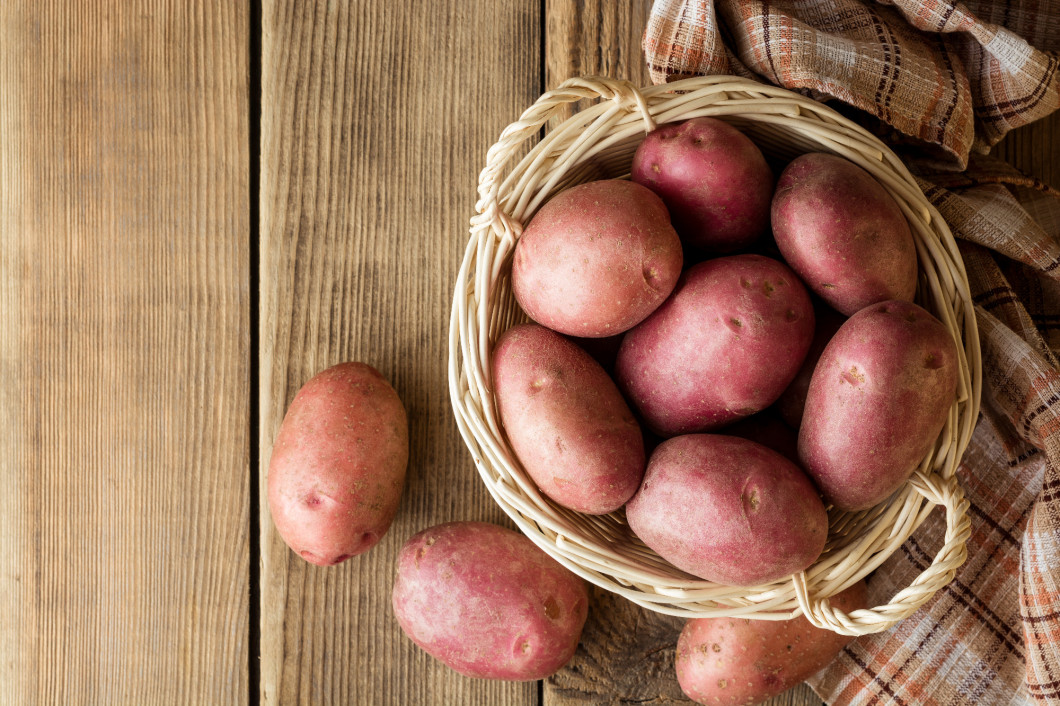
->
[[448, 75, 982, 636]]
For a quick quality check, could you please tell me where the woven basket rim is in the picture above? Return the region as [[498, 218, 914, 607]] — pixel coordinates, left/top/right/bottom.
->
[[449, 75, 981, 636]]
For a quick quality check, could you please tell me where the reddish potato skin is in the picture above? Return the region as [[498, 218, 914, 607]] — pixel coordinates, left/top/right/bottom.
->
[[493, 324, 645, 514], [625, 435, 827, 586], [676, 582, 868, 706], [799, 300, 959, 511], [512, 179, 683, 337], [776, 304, 847, 430], [616, 255, 815, 436], [391, 522, 588, 681], [267, 362, 408, 566], [772, 152, 917, 316], [632, 117, 773, 253]]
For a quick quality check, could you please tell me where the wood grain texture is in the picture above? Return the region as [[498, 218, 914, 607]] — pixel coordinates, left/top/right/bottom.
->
[[546, 587, 692, 705], [258, 1, 541, 704], [994, 110, 1060, 187], [541, 3, 823, 704], [0, 2, 250, 704], [545, 0, 652, 89]]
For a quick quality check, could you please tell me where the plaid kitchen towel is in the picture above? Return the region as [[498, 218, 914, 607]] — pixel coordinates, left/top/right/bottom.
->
[[643, 2, 1060, 703], [644, 0, 1060, 170]]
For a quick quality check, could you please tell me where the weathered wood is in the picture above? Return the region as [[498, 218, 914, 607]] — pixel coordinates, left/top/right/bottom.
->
[[0, 2, 250, 704], [546, 587, 693, 705], [545, 0, 653, 89], [994, 111, 1060, 186], [258, 1, 541, 704]]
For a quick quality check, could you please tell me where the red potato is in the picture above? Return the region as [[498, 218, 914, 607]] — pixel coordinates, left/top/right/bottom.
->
[[267, 362, 408, 566], [632, 117, 773, 253], [625, 435, 827, 586], [512, 179, 683, 338], [616, 255, 815, 437], [776, 304, 847, 430], [772, 152, 917, 316], [391, 522, 588, 681], [799, 300, 959, 511], [493, 324, 645, 514], [676, 581, 868, 706]]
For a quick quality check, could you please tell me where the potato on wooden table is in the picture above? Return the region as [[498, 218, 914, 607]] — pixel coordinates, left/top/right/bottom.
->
[[391, 521, 588, 681], [772, 152, 917, 316], [799, 300, 959, 511], [512, 178, 683, 338], [676, 581, 868, 706], [267, 362, 408, 566]]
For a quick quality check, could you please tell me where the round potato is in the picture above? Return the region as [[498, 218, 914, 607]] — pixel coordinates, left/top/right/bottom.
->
[[799, 300, 959, 511], [267, 362, 408, 566], [512, 179, 683, 337], [616, 254, 815, 436], [676, 581, 868, 706], [392, 522, 588, 681], [626, 434, 827, 586], [632, 117, 773, 253], [772, 152, 917, 316], [493, 324, 645, 514]]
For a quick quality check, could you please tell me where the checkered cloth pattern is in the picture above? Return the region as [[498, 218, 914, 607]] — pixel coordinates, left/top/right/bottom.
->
[[643, 2, 1060, 703]]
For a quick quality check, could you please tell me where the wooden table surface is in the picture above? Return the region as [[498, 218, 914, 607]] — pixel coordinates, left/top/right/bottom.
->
[[3, 2, 1058, 704]]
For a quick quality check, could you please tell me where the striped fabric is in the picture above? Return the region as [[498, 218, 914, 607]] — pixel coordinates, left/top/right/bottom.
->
[[643, 3, 1060, 703], [644, 0, 1060, 169]]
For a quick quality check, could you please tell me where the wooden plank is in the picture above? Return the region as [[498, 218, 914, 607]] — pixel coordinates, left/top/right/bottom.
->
[[994, 111, 1060, 186], [541, 3, 824, 704], [545, 0, 652, 90], [258, 1, 541, 704], [0, 2, 250, 704]]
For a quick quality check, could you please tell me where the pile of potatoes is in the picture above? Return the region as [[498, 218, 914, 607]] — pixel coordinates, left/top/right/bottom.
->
[[265, 116, 960, 705], [500, 117, 958, 586]]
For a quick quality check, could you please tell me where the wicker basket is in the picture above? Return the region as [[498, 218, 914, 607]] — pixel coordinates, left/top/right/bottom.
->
[[449, 76, 981, 636]]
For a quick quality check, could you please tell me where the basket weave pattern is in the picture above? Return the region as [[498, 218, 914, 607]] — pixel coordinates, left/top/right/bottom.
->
[[449, 76, 982, 636]]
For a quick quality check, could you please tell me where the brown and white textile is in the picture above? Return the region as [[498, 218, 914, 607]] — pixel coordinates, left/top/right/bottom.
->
[[644, 0, 1060, 169], [643, 2, 1060, 703]]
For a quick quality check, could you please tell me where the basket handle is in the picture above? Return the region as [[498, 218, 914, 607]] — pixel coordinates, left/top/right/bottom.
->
[[473, 76, 656, 228], [793, 472, 972, 636]]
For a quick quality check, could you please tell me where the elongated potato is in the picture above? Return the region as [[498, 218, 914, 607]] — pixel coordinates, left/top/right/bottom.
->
[[772, 152, 917, 316], [676, 582, 868, 706], [267, 362, 408, 566], [392, 522, 588, 681], [493, 324, 645, 514], [799, 300, 959, 511]]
